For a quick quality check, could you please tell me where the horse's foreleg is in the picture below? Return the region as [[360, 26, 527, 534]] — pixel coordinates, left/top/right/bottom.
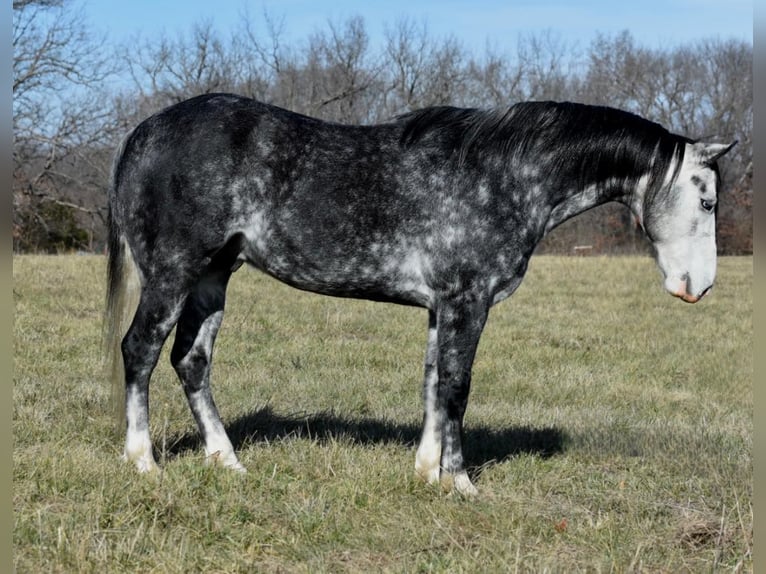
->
[[170, 269, 244, 472], [434, 295, 489, 497], [415, 311, 441, 484]]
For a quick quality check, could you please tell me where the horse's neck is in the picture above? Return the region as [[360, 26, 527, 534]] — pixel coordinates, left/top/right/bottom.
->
[[542, 177, 637, 235]]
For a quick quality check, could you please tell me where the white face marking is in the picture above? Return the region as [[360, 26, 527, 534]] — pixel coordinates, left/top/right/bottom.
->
[[650, 143, 720, 302]]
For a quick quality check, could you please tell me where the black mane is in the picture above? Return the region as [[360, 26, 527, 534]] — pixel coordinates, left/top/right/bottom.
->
[[398, 101, 691, 200]]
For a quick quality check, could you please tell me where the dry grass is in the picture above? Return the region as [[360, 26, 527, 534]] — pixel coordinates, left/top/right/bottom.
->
[[14, 254, 752, 572]]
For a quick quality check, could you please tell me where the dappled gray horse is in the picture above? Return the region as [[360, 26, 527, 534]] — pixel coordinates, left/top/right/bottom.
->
[[105, 94, 735, 495]]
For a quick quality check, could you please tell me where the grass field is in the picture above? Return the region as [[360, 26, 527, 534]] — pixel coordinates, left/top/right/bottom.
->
[[14, 254, 752, 572]]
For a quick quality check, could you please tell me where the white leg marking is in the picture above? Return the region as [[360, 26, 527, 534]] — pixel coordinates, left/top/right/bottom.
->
[[189, 391, 246, 473], [123, 389, 158, 473], [415, 318, 440, 484], [415, 414, 441, 485], [123, 430, 158, 473]]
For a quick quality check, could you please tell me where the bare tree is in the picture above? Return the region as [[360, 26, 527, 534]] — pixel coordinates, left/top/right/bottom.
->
[[13, 0, 117, 251], [304, 17, 381, 122], [233, 8, 288, 101], [516, 30, 576, 100], [421, 36, 469, 106], [464, 47, 525, 107], [382, 18, 433, 112], [123, 20, 240, 109]]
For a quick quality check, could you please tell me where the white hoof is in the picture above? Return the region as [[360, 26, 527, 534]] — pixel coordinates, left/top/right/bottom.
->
[[441, 471, 479, 497], [453, 471, 479, 497], [415, 438, 442, 485], [123, 437, 159, 473], [206, 450, 246, 473], [122, 450, 160, 473], [228, 460, 247, 473], [415, 461, 441, 486], [136, 458, 160, 473]]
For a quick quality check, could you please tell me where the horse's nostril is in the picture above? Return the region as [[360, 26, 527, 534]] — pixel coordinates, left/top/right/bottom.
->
[[699, 285, 713, 299]]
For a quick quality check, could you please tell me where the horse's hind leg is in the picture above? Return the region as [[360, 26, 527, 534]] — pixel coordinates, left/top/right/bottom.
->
[[170, 257, 243, 471], [122, 287, 186, 472]]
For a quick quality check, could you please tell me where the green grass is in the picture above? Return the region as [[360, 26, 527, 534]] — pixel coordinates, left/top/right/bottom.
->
[[14, 254, 752, 572]]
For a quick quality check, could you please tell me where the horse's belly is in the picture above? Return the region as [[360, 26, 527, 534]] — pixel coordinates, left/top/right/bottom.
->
[[242, 234, 435, 307]]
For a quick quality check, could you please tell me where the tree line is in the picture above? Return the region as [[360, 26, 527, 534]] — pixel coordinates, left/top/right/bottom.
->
[[13, 0, 753, 254]]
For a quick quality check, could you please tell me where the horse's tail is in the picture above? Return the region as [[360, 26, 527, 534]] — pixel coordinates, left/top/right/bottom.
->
[[103, 131, 141, 433]]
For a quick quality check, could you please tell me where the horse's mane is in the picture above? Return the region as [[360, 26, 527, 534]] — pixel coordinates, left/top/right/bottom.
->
[[398, 101, 692, 201]]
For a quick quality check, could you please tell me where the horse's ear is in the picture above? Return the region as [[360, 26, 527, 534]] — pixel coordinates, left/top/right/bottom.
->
[[693, 141, 738, 166]]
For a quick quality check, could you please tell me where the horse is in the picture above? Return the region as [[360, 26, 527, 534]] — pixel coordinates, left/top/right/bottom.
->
[[104, 93, 735, 496]]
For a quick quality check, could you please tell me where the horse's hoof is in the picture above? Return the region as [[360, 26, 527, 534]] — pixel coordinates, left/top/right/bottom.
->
[[123, 444, 159, 473], [441, 471, 479, 497], [415, 464, 441, 486], [207, 450, 247, 473]]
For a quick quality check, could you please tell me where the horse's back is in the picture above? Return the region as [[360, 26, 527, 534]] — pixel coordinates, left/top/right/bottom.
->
[[109, 95, 439, 304]]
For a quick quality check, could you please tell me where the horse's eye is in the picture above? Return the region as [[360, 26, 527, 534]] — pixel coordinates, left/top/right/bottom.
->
[[701, 199, 715, 213]]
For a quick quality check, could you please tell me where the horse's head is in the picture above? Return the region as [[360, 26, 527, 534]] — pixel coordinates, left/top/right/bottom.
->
[[642, 140, 736, 303]]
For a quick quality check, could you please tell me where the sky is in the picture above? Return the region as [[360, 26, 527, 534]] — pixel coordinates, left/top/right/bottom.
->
[[82, 0, 752, 57]]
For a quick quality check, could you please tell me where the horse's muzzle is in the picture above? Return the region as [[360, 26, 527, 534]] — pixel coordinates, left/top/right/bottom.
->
[[669, 280, 712, 304]]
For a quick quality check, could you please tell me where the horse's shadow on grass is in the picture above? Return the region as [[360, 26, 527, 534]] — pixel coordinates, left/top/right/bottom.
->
[[164, 406, 565, 479]]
